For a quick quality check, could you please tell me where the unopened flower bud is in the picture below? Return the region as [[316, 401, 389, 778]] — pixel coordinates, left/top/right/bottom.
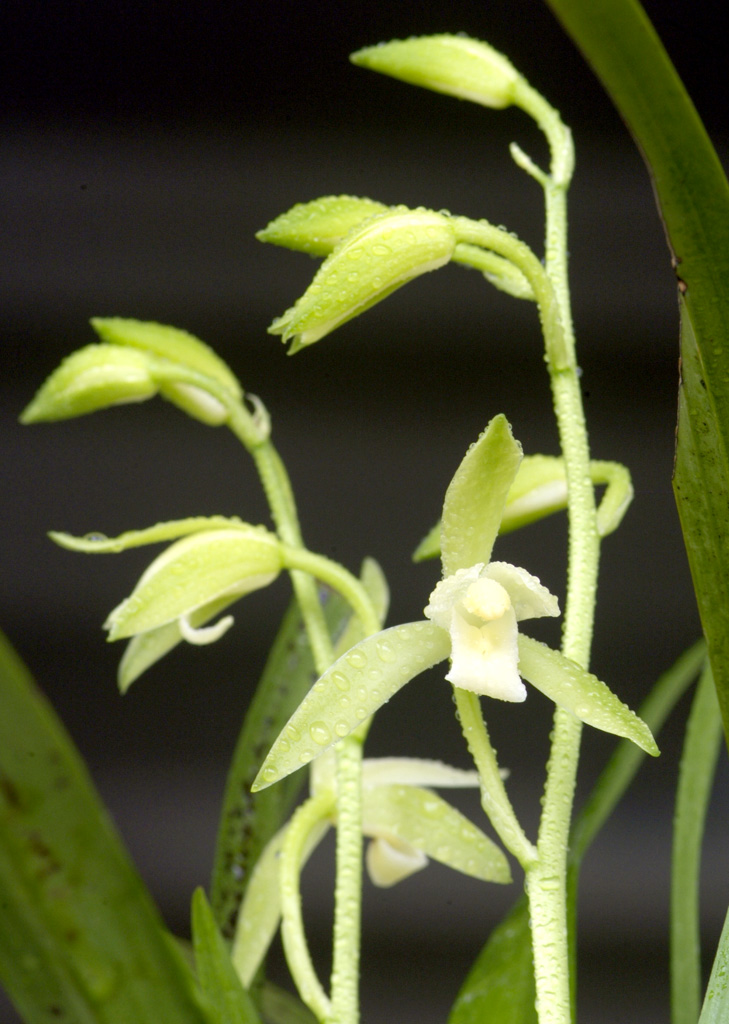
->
[[351, 35, 520, 110], [257, 195, 388, 257], [20, 345, 157, 423], [268, 207, 456, 353]]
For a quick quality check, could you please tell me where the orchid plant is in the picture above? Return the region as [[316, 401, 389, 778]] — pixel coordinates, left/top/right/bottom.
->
[[2, 17, 729, 1024]]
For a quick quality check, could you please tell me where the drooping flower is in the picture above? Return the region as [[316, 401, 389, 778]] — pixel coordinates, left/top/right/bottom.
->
[[233, 753, 509, 987]]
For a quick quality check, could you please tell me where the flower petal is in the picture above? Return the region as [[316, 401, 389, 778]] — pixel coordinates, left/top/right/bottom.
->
[[257, 195, 389, 256], [268, 207, 456, 353], [483, 562, 559, 621], [105, 527, 282, 640], [351, 35, 520, 110], [362, 757, 479, 789], [253, 622, 451, 791], [440, 415, 522, 575], [20, 345, 157, 423], [447, 597, 525, 701], [117, 593, 241, 692], [365, 837, 428, 887], [517, 635, 659, 754], [362, 784, 511, 884]]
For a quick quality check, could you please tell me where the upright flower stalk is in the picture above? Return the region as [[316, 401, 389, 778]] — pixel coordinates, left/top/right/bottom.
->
[[21, 34, 663, 1024]]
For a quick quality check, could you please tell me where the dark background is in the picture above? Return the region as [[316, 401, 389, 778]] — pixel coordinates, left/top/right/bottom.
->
[[1, 2, 727, 1022]]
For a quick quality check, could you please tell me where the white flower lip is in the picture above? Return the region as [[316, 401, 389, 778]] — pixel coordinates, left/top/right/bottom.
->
[[424, 561, 559, 701]]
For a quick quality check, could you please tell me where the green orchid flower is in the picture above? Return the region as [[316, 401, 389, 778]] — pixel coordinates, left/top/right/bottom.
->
[[51, 518, 284, 690], [232, 752, 510, 988], [254, 416, 657, 793]]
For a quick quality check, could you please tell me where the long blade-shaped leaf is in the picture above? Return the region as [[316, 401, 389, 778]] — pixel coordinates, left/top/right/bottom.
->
[[0, 629, 210, 1024], [543, 0, 729, 739], [209, 589, 352, 938], [448, 897, 536, 1024], [671, 663, 722, 1024]]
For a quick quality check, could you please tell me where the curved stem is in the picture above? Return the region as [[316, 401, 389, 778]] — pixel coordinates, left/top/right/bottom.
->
[[280, 795, 335, 1021], [454, 688, 537, 868], [154, 363, 374, 1023]]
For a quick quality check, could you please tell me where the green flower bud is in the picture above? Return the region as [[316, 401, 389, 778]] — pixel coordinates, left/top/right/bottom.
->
[[105, 525, 282, 641], [91, 318, 242, 425], [257, 195, 389, 257], [351, 35, 520, 110], [268, 207, 456, 353], [20, 344, 157, 423]]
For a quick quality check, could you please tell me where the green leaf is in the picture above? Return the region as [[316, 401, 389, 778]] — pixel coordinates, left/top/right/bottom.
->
[[258, 982, 318, 1024], [50, 516, 248, 554], [0, 628, 211, 1024], [671, 663, 722, 1024], [673, 299, 729, 742], [517, 635, 658, 754], [700, 907, 729, 1024], [256, 196, 388, 256], [440, 415, 523, 576], [448, 897, 536, 1024], [19, 344, 157, 423], [191, 889, 261, 1024], [362, 784, 510, 883], [209, 586, 359, 938], [253, 621, 451, 790], [542, 0, 729, 746]]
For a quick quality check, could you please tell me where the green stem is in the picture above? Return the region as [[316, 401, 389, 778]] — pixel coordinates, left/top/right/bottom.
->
[[671, 662, 722, 1024], [454, 688, 537, 868], [329, 736, 365, 1024], [155, 365, 373, 1024], [280, 794, 335, 1021], [228, 407, 374, 1024]]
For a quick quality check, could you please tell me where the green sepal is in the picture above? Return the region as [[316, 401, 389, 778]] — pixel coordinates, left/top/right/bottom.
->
[[414, 456, 632, 561], [362, 784, 510, 884], [50, 516, 248, 554], [257, 196, 389, 256], [268, 207, 456, 353], [118, 593, 241, 692], [191, 888, 261, 1024], [90, 318, 241, 397], [351, 35, 520, 110], [440, 415, 523, 576], [448, 897, 536, 1024], [0, 629, 212, 1024], [19, 344, 157, 423], [253, 621, 451, 790], [105, 526, 282, 641], [517, 635, 658, 754], [91, 318, 242, 425]]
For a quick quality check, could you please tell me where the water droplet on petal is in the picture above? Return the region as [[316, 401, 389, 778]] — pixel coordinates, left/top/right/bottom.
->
[[332, 670, 350, 692], [309, 721, 332, 746], [346, 649, 367, 669], [376, 639, 397, 663]]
